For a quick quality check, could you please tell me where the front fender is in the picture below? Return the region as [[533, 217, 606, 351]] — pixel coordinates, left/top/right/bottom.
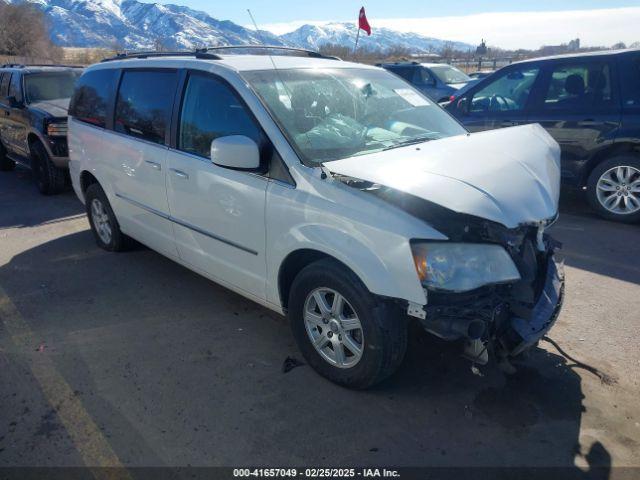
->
[[265, 166, 449, 308]]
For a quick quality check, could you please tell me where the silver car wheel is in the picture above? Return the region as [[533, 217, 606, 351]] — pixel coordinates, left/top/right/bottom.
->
[[91, 198, 112, 244], [303, 287, 364, 369], [596, 165, 640, 215]]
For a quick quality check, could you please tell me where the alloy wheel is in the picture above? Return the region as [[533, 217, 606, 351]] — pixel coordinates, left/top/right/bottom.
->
[[596, 166, 640, 215], [91, 198, 113, 244], [303, 288, 364, 369]]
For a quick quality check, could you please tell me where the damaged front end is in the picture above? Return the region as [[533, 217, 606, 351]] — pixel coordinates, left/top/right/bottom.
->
[[392, 188, 565, 364], [342, 180, 565, 365]]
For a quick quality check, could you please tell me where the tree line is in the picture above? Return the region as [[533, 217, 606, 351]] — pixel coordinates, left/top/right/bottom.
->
[[0, 2, 61, 60]]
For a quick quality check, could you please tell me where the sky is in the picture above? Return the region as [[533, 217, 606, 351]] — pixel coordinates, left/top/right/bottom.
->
[[149, 0, 640, 50]]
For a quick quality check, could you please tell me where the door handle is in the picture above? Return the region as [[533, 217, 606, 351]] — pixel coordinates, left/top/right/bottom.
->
[[500, 120, 517, 127], [145, 160, 162, 171], [578, 119, 598, 126], [170, 168, 189, 179]]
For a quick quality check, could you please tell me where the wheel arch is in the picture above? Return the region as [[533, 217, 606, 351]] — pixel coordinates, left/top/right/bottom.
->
[[280, 249, 369, 311], [581, 142, 640, 187], [80, 170, 100, 194]]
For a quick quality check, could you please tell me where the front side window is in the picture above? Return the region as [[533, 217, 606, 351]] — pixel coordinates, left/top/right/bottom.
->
[[69, 69, 118, 128], [470, 66, 540, 113], [542, 62, 613, 110], [243, 68, 466, 165], [179, 74, 262, 158], [24, 71, 81, 103], [115, 70, 178, 145], [429, 65, 470, 85], [620, 54, 640, 108]]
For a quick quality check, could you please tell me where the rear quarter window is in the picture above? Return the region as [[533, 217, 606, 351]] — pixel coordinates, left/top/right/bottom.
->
[[69, 69, 118, 128], [0, 73, 12, 98], [620, 54, 640, 108]]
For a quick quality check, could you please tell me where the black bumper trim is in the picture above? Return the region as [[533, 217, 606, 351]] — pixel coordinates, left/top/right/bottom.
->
[[507, 255, 565, 356]]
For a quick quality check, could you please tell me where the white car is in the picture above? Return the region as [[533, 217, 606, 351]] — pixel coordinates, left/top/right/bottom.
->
[[68, 47, 564, 388]]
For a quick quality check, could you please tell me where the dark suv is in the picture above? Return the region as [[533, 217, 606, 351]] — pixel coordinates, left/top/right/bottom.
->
[[445, 49, 640, 223], [379, 62, 476, 103], [0, 64, 82, 194]]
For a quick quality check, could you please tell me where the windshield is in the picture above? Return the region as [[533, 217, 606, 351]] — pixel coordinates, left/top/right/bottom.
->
[[242, 68, 466, 165], [25, 71, 81, 103], [429, 65, 471, 85]]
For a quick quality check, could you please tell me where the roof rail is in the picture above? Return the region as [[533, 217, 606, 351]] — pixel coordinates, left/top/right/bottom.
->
[[99, 45, 340, 63], [101, 50, 222, 63], [199, 45, 340, 60], [1, 63, 84, 69]]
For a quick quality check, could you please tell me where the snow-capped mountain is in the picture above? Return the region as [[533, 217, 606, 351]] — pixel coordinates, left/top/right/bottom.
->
[[282, 23, 472, 53], [3, 0, 472, 53], [5, 0, 288, 49]]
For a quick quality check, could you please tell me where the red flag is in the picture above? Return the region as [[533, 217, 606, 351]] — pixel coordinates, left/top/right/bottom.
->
[[358, 7, 371, 36]]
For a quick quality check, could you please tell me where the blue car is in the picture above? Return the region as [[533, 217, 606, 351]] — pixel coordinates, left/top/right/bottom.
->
[[378, 61, 478, 103]]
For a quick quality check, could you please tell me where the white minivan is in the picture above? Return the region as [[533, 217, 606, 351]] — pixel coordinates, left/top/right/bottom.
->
[[68, 48, 564, 388]]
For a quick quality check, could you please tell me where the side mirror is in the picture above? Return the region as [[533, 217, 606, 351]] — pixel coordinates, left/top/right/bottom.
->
[[6, 96, 23, 108], [456, 97, 470, 114], [210, 135, 260, 170]]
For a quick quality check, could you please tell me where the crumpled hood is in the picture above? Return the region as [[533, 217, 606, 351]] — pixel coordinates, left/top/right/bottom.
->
[[325, 123, 561, 229], [29, 98, 69, 117]]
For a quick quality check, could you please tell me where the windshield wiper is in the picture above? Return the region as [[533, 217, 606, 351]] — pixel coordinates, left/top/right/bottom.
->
[[383, 135, 437, 151]]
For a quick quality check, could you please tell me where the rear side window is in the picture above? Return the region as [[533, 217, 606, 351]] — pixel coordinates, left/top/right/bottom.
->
[[387, 67, 415, 82], [8, 73, 22, 101], [114, 70, 178, 145], [70, 69, 118, 128], [542, 62, 614, 110], [179, 74, 263, 158], [619, 54, 640, 108], [0, 73, 12, 98]]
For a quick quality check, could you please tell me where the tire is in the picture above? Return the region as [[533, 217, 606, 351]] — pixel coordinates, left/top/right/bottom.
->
[[85, 183, 133, 252], [30, 141, 66, 195], [586, 156, 640, 223], [288, 259, 407, 389], [0, 141, 15, 172]]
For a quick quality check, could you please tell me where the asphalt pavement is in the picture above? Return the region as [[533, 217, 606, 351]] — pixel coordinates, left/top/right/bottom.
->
[[0, 166, 638, 473]]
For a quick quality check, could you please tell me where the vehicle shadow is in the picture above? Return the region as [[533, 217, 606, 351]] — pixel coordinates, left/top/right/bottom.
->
[[0, 231, 614, 474], [552, 189, 639, 285], [0, 166, 84, 230]]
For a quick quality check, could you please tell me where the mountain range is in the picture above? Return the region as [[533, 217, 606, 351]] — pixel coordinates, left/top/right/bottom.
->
[[2, 0, 473, 53]]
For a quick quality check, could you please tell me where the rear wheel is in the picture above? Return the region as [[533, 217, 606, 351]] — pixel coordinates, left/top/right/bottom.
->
[[288, 259, 407, 389], [30, 141, 66, 195], [587, 156, 640, 223], [85, 183, 133, 252], [0, 141, 15, 171]]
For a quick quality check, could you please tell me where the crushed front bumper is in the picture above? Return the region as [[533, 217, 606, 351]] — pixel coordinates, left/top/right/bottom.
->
[[501, 254, 564, 357], [415, 252, 565, 362]]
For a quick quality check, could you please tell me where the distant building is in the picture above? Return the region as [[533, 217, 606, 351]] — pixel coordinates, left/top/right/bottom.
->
[[540, 38, 581, 56]]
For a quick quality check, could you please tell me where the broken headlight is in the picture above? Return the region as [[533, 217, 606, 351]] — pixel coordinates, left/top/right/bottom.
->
[[411, 242, 520, 292]]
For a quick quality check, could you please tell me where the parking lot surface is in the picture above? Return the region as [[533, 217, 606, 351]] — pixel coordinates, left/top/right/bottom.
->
[[1, 167, 639, 472]]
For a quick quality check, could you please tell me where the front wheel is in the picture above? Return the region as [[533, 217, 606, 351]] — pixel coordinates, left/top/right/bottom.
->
[[586, 156, 640, 223], [30, 141, 66, 195], [288, 259, 407, 389], [0, 141, 15, 171]]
